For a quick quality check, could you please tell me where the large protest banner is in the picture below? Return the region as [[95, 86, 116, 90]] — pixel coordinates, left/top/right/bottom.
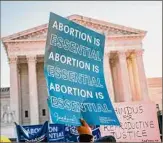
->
[[44, 12, 120, 126], [100, 102, 161, 142], [15, 121, 49, 142], [16, 123, 101, 142]]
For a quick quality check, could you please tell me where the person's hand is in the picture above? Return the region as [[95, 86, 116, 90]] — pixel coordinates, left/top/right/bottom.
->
[[77, 119, 92, 135]]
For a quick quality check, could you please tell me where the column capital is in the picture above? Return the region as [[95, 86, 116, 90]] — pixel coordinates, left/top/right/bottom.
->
[[117, 50, 127, 60], [9, 55, 18, 64], [130, 53, 136, 59], [104, 52, 111, 57], [26, 55, 37, 63], [135, 49, 144, 57], [110, 59, 116, 67], [130, 49, 144, 59]]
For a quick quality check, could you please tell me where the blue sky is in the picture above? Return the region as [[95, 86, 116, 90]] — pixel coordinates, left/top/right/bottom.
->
[[1, 1, 162, 87]]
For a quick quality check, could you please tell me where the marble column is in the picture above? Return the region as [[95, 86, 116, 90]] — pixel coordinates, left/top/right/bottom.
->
[[135, 49, 150, 101], [116, 59, 122, 102], [117, 51, 132, 102], [130, 53, 141, 100], [108, 55, 115, 102], [104, 53, 115, 102], [110, 58, 119, 102], [27, 55, 39, 124], [9, 56, 21, 123], [127, 57, 136, 101]]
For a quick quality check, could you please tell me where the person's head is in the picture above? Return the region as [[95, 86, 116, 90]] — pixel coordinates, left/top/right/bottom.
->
[[96, 135, 116, 142]]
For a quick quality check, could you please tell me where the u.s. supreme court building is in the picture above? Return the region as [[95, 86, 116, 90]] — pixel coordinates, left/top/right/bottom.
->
[[1, 14, 162, 138]]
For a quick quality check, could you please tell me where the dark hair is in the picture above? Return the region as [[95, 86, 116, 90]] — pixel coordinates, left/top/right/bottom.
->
[[96, 135, 116, 142]]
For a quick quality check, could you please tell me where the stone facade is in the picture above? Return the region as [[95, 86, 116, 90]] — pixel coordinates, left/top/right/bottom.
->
[[1, 77, 162, 126], [147, 77, 162, 110], [19, 63, 30, 125], [37, 62, 50, 124], [1, 15, 157, 138]]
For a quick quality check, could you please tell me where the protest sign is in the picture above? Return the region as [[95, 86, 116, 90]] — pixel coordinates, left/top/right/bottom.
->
[[64, 125, 101, 142], [16, 123, 101, 142], [100, 102, 161, 142], [15, 121, 49, 142], [44, 12, 119, 126], [48, 124, 65, 142]]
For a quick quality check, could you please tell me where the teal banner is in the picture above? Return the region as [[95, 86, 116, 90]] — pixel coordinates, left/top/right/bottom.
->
[[44, 12, 120, 126]]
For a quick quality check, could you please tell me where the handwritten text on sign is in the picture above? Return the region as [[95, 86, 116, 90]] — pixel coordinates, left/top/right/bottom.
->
[[44, 12, 119, 126], [100, 102, 161, 142]]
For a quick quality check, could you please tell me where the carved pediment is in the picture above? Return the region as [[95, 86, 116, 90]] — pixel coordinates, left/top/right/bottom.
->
[[12, 28, 48, 40], [72, 19, 138, 36], [2, 14, 146, 42]]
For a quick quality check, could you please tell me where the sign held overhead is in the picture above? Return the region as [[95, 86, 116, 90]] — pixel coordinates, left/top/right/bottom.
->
[[44, 12, 120, 126]]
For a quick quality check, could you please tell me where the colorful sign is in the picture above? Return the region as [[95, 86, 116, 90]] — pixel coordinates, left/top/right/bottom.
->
[[16, 123, 101, 142], [15, 121, 49, 142], [44, 12, 119, 126], [100, 102, 161, 142]]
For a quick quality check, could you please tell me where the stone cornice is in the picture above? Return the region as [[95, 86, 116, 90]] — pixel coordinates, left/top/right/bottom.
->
[[67, 14, 146, 34], [2, 14, 146, 59], [2, 32, 144, 46], [26, 55, 37, 63], [117, 50, 127, 58], [107, 34, 145, 40], [1, 14, 146, 43], [135, 49, 144, 57], [8, 55, 18, 64], [2, 24, 48, 41], [3, 39, 46, 43], [128, 49, 144, 59]]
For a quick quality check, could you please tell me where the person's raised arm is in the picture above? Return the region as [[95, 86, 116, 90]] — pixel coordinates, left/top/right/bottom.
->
[[77, 119, 94, 142]]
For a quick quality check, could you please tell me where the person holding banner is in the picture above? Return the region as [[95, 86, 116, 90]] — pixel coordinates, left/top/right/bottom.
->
[[77, 119, 94, 142], [77, 119, 116, 142]]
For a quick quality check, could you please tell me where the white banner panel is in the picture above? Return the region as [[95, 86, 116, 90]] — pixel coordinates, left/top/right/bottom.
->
[[100, 102, 161, 142]]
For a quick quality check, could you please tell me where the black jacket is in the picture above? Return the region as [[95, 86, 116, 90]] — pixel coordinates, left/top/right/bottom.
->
[[79, 134, 116, 142], [79, 134, 94, 142]]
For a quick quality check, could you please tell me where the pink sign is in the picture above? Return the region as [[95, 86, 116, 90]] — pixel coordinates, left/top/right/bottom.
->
[[100, 102, 161, 142]]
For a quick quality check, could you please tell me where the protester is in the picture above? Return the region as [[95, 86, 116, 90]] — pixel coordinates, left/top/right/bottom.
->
[[77, 119, 116, 142], [96, 135, 116, 142], [77, 119, 94, 142]]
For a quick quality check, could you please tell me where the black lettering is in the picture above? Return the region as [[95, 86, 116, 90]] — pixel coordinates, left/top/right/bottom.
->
[[139, 121, 143, 129], [136, 130, 142, 138], [142, 130, 147, 137], [126, 106, 132, 115], [122, 131, 127, 139], [150, 121, 155, 128], [116, 132, 122, 139], [120, 122, 124, 130], [127, 122, 132, 130], [139, 105, 143, 113], [144, 121, 149, 128], [136, 122, 140, 129], [104, 126, 109, 131], [127, 130, 133, 139], [133, 106, 139, 114]]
